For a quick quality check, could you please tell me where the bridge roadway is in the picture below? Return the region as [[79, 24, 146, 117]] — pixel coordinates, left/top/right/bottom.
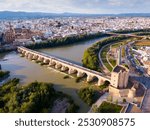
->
[[18, 46, 111, 86]]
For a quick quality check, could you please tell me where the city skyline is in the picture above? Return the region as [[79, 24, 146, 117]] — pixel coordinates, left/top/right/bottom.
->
[[0, 0, 150, 14]]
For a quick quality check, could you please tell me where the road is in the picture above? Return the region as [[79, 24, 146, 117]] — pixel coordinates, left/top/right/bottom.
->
[[98, 42, 116, 75], [125, 42, 144, 75], [141, 89, 150, 112], [131, 76, 150, 88], [125, 103, 133, 113], [98, 45, 110, 74], [107, 32, 146, 39], [106, 47, 114, 68]]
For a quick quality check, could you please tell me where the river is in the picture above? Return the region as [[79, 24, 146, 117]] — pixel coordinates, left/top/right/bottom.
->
[[0, 37, 105, 112]]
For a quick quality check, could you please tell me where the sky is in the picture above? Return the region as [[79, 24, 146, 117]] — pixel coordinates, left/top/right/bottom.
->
[[0, 0, 150, 14]]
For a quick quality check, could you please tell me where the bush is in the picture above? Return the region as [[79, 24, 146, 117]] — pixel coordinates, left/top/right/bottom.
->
[[123, 98, 127, 103], [97, 101, 122, 113], [75, 77, 82, 83], [99, 81, 110, 90], [66, 104, 79, 113], [0, 71, 10, 79], [63, 75, 70, 79], [78, 88, 97, 106]]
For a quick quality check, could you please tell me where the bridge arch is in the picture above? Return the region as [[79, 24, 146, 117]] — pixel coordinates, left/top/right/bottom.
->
[[32, 54, 39, 60], [68, 68, 77, 75], [77, 71, 86, 78], [48, 60, 56, 66], [38, 56, 44, 62], [27, 53, 34, 60], [55, 62, 62, 69], [61, 65, 69, 72], [43, 58, 50, 64], [92, 76, 99, 83]]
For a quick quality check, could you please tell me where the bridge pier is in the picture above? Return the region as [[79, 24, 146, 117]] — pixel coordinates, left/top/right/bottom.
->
[[43, 59, 49, 64], [18, 48, 22, 53], [87, 75, 94, 83], [98, 79, 104, 86], [77, 72, 85, 78], [21, 51, 26, 56], [55, 64, 62, 69], [38, 57, 44, 62], [68, 68, 77, 74], [61, 66, 68, 72], [32, 55, 38, 60], [27, 53, 33, 60], [48, 61, 56, 66], [25, 52, 29, 57]]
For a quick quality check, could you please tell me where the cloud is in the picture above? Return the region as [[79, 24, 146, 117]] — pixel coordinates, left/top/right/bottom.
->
[[0, 0, 149, 13], [108, 0, 124, 6]]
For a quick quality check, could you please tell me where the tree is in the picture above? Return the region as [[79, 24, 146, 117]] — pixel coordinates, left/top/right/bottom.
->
[[78, 88, 97, 106]]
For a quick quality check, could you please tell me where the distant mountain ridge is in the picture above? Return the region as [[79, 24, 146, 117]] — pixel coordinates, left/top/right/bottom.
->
[[0, 11, 150, 19]]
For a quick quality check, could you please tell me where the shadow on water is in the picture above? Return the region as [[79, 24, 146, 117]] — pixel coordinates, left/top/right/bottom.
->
[[10, 74, 28, 84], [0, 52, 13, 60], [1, 64, 25, 72]]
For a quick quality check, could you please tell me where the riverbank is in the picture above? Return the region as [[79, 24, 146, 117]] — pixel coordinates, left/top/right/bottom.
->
[[0, 32, 110, 54], [26, 32, 110, 50], [113, 28, 150, 34]]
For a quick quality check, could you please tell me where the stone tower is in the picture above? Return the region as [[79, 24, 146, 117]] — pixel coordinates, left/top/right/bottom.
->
[[110, 65, 129, 89]]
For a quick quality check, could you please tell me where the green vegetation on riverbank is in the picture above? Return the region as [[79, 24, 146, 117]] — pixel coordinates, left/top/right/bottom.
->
[[0, 70, 10, 80], [75, 77, 83, 83], [99, 81, 110, 90], [82, 36, 129, 72], [0, 79, 78, 113], [26, 33, 110, 50], [113, 28, 150, 34], [63, 75, 70, 79], [135, 32, 150, 36], [78, 88, 99, 106], [0, 32, 110, 54]]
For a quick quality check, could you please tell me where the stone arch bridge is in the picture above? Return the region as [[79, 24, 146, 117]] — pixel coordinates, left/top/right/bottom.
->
[[18, 46, 110, 86]]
